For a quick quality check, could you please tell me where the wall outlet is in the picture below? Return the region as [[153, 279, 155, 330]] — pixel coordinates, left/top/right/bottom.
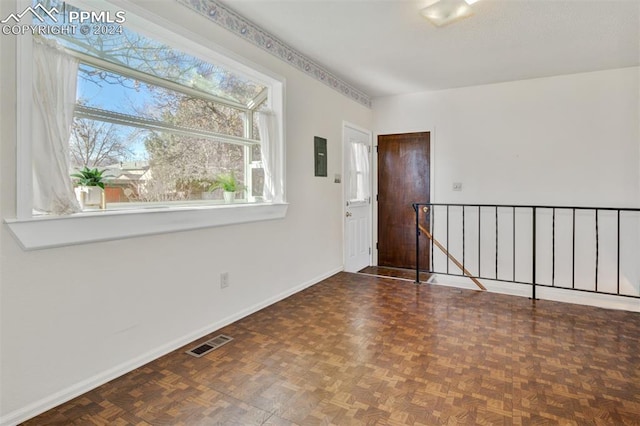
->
[[452, 182, 463, 191], [220, 272, 229, 289]]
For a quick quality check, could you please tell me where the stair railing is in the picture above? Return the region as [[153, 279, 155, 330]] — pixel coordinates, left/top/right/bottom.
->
[[413, 203, 640, 300]]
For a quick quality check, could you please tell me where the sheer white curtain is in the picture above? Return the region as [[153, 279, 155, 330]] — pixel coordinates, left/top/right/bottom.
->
[[349, 142, 370, 202], [257, 110, 284, 203], [32, 37, 80, 215]]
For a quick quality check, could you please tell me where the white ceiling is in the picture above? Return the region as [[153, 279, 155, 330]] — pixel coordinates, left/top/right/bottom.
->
[[221, 0, 640, 98]]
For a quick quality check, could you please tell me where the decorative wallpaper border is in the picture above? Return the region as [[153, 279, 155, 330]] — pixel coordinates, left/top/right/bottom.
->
[[176, 0, 372, 108]]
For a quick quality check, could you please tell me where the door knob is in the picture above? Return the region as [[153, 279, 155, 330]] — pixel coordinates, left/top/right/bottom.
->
[[346, 212, 352, 217], [423, 206, 429, 213]]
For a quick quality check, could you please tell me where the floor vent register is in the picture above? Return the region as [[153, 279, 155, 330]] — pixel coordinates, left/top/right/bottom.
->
[[186, 335, 233, 357]]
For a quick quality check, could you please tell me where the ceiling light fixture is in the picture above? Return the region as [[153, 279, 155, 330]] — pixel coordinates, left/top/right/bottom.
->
[[420, 0, 481, 27]]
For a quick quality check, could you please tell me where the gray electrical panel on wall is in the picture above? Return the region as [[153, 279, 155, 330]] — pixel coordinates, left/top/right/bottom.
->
[[314, 136, 327, 177]]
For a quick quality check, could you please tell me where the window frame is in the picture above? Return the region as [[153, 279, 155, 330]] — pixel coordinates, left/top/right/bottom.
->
[[6, 0, 287, 250]]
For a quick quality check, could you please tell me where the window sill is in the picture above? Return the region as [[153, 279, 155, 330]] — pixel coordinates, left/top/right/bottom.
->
[[4, 203, 288, 250]]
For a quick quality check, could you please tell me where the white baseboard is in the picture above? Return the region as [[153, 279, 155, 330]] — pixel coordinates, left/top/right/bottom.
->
[[535, 286, 640, 312], [429, 274, 640, 312], [0, 266, 342, 426]]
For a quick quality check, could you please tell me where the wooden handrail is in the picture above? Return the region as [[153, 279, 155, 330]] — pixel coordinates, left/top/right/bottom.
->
[[418, 224, 487, 291]]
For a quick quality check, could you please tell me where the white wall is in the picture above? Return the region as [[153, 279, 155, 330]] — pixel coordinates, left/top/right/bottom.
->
[[0, 1, 372, 424], [374, 67, 640, 207], [373, 67, 640, 309]]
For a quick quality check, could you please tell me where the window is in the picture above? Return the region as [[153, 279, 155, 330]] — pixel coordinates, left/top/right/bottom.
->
[[7, 0, 286, 249], [348, 142, 370, 203], [34, 0, 275, 212]]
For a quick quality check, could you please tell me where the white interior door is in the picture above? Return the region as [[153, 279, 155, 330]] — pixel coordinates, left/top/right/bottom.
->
[[343, 123, 372, 272]]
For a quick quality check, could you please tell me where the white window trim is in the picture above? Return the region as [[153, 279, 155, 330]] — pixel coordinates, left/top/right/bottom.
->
[[6, 0, 288, 250]]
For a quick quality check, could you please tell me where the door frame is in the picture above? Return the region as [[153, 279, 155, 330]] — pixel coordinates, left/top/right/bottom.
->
[[342, 121, 373, 271], [372, 129, 436, 267]]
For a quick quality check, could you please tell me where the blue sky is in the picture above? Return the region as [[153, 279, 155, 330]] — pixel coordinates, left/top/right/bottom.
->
[[77, 64, 154, 161]]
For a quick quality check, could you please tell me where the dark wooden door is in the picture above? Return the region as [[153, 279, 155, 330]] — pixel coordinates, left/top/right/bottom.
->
[[378, 132, 430, 269]]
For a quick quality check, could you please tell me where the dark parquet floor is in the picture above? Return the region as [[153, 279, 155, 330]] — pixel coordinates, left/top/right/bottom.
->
[[23, 272, 640, 425]]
